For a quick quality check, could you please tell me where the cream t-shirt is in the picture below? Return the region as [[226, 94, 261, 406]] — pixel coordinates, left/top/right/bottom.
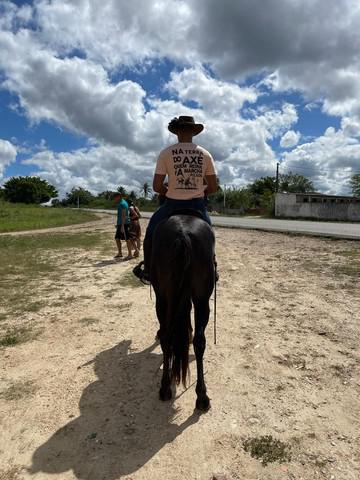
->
[[155, 142, 216, 200]]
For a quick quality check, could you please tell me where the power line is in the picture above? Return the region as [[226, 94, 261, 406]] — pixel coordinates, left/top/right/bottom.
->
[[280, 165, 356, 174]]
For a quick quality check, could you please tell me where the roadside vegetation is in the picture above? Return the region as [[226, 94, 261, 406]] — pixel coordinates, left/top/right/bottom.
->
[[47, 172, 317, 216], [0, 172, 317, 218]]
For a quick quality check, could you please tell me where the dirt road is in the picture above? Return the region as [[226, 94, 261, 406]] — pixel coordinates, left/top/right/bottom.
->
[[1, 214, 359, 480]]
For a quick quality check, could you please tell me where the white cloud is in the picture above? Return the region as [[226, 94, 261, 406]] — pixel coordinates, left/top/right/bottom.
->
[[21, 99, 299, 195], [0, 28, 171, 153], [0, 139, 17, 182], [34, 0, 195, 68], [281, 127, 360, 194], [280, 130, 301, 149], [0, 0, 360, 195], [21, 145, 155, 197], [166, 66, 258, 118]]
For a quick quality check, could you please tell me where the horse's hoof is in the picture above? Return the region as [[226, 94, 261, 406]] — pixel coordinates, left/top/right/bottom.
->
[[159, 387, 172, 401], [196, 395, 210, 411]]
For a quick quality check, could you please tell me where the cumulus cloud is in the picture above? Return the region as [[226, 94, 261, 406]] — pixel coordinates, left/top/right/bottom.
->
[[22, 145, 155, 197], [166, 66, 258, 118], [280, 130, 301, 149], [281, 127, 360, 194], [1, 0, 360, 194], [0, 139, 17, 181], [0, 28, 172, 153]]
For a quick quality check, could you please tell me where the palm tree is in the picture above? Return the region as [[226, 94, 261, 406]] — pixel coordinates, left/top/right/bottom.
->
[[141, 182, 152, 199], [117, 186, 127, 196]]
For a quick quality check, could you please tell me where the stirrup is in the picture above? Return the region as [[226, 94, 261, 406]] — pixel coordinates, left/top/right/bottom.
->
[[132, 261, 151, 285]]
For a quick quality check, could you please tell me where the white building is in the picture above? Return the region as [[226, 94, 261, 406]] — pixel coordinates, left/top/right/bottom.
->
[[275, 193, 360, 221]]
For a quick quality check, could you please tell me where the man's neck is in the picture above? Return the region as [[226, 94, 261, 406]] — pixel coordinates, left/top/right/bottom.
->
[[177, 133, 194, 143]]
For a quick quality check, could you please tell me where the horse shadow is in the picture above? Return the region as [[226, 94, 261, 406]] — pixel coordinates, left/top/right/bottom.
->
[[29, 340, 200, 480]]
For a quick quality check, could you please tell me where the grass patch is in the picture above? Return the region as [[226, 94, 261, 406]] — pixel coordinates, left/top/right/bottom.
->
[[0, 380, 37, 401], [0, 232, 106, 337], [0, 235, 104, 311], [302, 250, 360, 280], [79, 317, 99, 325], [0, 201, 99, 233], [0, 325, 42, 347], [333, 264, 360, 278], [104, 288, 118, 298], [332, 248, 360, 278], [25, 300, 48, 313], [243, 435, 291, 466]]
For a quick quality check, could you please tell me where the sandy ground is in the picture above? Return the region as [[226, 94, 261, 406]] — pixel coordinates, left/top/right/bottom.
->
[[1, 214, 359, 480]]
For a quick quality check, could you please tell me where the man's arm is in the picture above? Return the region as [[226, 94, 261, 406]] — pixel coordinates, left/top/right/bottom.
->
[[205, 174, 218, 195], [153, 174, 167, 195], [121, 208, 126, 228]]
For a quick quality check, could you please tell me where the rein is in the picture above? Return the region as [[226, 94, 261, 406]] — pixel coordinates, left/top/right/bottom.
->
[[214, 264, 217, 345]]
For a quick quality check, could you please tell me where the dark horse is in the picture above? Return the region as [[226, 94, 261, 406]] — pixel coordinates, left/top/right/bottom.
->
[[151, 213, 215, 411]]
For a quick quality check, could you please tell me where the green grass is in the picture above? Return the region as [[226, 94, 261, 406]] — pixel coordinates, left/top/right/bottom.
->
[[243, 435, 292, 466], [0, 201, 99, 232]]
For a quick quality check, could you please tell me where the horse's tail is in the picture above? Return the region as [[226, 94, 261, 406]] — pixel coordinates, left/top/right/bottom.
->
[[168, 232, 192, 387]]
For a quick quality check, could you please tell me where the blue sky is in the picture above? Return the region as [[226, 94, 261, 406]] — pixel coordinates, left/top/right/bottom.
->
[[1, 0, 360, 196]]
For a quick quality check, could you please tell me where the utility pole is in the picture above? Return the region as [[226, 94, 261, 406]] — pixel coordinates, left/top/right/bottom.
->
[[223, 184, 226, 209], [275, 162, 280, 193], [77, 194, 80, 209]]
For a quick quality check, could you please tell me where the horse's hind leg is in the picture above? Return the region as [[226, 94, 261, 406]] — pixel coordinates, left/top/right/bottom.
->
[[156, 295, 172, 401], [193, 299, 210, 411]]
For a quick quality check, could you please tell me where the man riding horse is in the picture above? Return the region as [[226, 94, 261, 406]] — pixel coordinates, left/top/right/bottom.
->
[[133, 116, 218, 284]]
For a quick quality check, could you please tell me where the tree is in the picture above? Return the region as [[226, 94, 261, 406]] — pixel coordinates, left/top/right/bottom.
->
[[128, 190, 137, 201], [3, 176, 58, 204], [248, 176, 277, 196], [350, 173, 360, 197], [97, 190, 115, 200], [279, 172, 314, 193], [210, 186, 251, 210], [64, 187, 94, 206], [140, 182, 151, 198], [117, 186, 127, 196]]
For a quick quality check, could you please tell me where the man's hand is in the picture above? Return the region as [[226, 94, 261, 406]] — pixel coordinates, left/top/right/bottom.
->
[[153, 174, 167, 195], [205, 175, 218, 195]]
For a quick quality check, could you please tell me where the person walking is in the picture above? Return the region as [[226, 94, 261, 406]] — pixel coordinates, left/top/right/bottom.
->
[[128, 200, 142, 253], [133, 115, 218, 283], [114, 193, 139, 260]]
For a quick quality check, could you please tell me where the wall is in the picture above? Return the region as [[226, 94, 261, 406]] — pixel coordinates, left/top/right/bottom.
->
[[275, 193, 360, 221]]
